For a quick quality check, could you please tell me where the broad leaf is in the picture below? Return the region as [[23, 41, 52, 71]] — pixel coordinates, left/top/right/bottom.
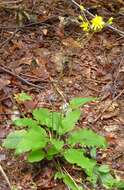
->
[[63, 149, 96, 177], [33, 108, 50, 126], [49, 112, 62, 131], [100, 173, 124, 189], [28, 150, 45, 163], [46, 139, 64, 160], [55, 172, 83, 190], [98, 165, 110, 173], [3, 130, 26, 149], [100, 173, 116, 189], [59, 110, 81, 135], [14, 118, 38, 128], [68, 129, 107, 148], [51, 139, 64, 151], [115, 180, 124, 189], [15, 126, 48, 154], [69, 97, 96, 109]]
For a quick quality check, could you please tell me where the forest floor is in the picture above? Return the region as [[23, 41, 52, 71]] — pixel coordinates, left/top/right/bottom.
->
[[0, 0, 124, 189]]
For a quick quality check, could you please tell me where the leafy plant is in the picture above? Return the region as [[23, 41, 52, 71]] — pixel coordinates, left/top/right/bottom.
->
[[14, 92, 32, 103], [55, 170, 83, 190], [3, 97, 123, 189]]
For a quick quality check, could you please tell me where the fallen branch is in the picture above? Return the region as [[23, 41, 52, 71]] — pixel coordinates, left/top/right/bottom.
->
[[0, 15, 57, 30], [0, 29, 20, 48], [0, 164, 12, 190], [70, 0, 124, 36], [0, 65, 44, 90], [0, 0, 22, 6]]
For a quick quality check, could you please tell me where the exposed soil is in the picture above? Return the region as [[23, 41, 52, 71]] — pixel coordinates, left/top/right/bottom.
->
[[0, 0, 124, 189]]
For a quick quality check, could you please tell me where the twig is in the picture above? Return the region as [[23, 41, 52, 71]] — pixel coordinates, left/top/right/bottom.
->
[[114, 56, 124, 84], [94, 87, 124, 123], [0, 164, 12, 190], [0, 29, 20, 48], [70, 0, 124, 36], [0, 65, 44, 90], [112, 152, 124, 161], [0, 0, 22, 5], [0, 15, 57, 30]]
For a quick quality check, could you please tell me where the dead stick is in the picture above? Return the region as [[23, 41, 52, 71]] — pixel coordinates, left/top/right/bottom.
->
[[0, 165, 12, 190], [0, 65, 44, 90], [94, 88, 124, 123], [0, 16, 57, 30], [0, 29, 19, 48]]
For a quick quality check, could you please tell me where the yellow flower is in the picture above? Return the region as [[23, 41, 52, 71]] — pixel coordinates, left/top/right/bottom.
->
[[91, 15, 105, 31], [80, 5, 85, 11], [78, 15, 84, 21], [80, 21, 89, 32]]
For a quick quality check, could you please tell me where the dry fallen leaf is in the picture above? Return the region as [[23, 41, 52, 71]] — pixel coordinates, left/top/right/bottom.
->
[[42, 29, 48, 36], [62, 37, 81, 48], [0, 78, 10, 90], [103, 124, 119, 132]]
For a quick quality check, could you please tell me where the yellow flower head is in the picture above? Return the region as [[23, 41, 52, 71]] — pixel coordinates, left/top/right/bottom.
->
[[80, 21, 89, 32], [80, 5, 85, 11], [91, 15, 105, 31]]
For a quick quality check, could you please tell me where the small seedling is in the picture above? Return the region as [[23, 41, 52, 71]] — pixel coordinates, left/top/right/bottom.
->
[[14, 92, 32, 103]]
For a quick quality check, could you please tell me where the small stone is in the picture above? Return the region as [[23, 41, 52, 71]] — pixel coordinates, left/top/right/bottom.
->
[[104, 124, 119, 132]]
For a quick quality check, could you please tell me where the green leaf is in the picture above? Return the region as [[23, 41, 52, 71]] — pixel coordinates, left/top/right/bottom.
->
[[46, 139, 64, 160], [46, 147, 58, 160], [90, 147, 97, 159], [68, 129, 107, 148], [69, 97, 96, 109], [15, 92, 32, 102], [55, 171, 64, 179], [59, 110, 81, 135], [115, 180, 124, 189], [14, 118, 38, 128], [3, 130, 26, 149], [100, 173, 116, 189], [49, 112, 62, 131], [63, 149, 96, 177], [98, 165, 110, 173], [55, 172, 83, 190], [15, 126, 48, 154], [100, 172, 124, 189], [33, 108, 50, 126], [28, 150, 45, 163], [51, 139, 64, 151]]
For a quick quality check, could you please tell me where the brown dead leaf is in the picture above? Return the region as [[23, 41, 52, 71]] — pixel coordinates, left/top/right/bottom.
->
[[42, 29, 48, 36], [31, 57, 48, 73], [23, 100, 37, 112], [51, 51, 65, 73], [101, 108, 119, 120], [98, 100, 120, 120], [0, 78, 10, 89], [18, 56, 33, 66], [10, 39, 23, 52], [33, 48, 51, 58], [105, 133, 117, 144], [62, 37, 81, 48]]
